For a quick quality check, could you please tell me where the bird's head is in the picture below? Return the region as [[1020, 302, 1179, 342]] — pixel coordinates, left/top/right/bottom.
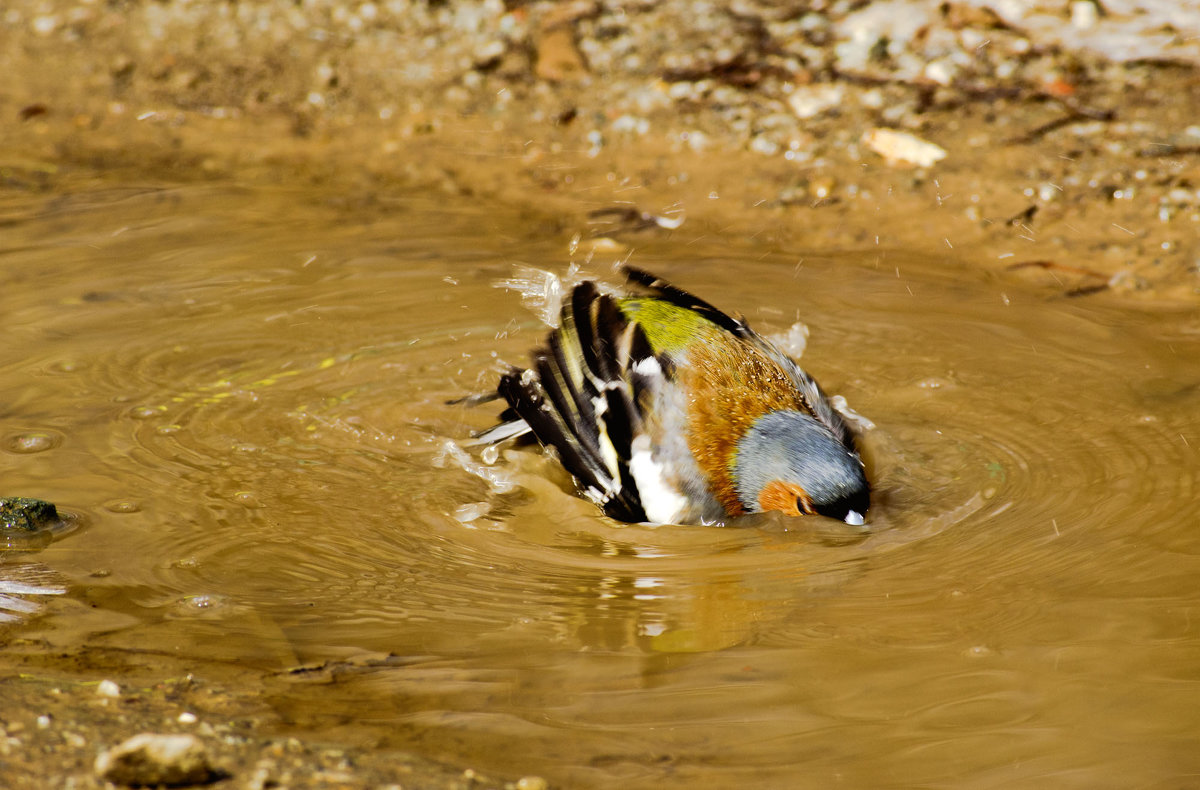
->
[[732, 410, 869, 525]]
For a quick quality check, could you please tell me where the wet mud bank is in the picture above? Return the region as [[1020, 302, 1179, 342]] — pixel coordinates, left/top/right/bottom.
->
[[3, 0, 1200, 301], [0, 644, 539, 788]]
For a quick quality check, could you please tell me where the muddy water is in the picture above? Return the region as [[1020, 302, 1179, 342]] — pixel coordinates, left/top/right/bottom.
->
[[4, 183, 1199, 788]]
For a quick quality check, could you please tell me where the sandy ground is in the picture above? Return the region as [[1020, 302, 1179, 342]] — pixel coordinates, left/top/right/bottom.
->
[[2, 0, 1200, 786]]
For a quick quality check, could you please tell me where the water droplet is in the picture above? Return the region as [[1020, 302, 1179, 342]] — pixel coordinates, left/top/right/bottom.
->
[[232, 491, 262, 508], [173, 594, 233, 616], [104, 501, 141, 514], [3, 432, 61, 454], [44, 359, 81, 374]]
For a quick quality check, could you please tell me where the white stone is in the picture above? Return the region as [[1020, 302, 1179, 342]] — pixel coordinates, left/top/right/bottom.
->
[[95, 733, 217, 787], [1071, 0, 1099, 29], [786, 84, 844, 119], [862, 128, 947, 167]]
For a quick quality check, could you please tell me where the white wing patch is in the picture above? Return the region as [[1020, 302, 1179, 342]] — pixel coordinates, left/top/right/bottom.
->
[[628, 434, 688, 524], [632, 356, 663, 377]]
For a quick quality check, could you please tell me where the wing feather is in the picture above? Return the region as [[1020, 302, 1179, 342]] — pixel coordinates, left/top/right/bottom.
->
[[489, 282, 655, 523]]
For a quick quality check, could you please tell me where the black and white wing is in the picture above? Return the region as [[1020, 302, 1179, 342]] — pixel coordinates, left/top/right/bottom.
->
[[489, 281, 668, 522]]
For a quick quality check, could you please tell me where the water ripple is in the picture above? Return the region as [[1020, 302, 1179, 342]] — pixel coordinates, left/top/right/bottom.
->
[[5, 189, 1199, 790]]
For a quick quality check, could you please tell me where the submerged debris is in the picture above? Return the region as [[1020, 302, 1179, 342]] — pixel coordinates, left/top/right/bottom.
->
[[586, 205, 686, 235]]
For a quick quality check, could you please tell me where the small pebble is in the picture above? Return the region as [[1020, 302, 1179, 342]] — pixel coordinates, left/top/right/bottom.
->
[[31, 15, 59, 35], [97, 679, 121, 698], [1071, 0, 1099, 29], [787, 83, 843, 119]]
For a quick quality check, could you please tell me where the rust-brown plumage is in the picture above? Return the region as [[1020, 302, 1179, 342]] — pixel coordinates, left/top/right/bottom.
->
[[681, 338, 815, 514]]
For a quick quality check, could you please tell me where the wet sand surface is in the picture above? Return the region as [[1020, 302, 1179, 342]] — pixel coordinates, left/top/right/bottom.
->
[[2, 2, 1200, 788]]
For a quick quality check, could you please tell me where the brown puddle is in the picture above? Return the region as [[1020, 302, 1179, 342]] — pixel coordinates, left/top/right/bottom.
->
[[3, 182, 1200, 788]]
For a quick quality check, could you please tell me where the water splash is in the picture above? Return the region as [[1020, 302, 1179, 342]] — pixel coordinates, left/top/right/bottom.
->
[[434, 439, 517, 496], [494, 265, 577, 327], [769, 321, 810, 359]]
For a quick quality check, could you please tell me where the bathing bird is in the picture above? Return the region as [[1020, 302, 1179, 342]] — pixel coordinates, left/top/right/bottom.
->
[[475, 266, 869, 526]]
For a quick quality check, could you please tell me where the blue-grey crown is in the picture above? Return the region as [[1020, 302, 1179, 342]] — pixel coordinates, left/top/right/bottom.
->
[[733, 410, 869, 523]]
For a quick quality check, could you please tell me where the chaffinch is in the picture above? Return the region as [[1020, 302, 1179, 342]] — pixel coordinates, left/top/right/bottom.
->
[[476, 266, 869, 526]]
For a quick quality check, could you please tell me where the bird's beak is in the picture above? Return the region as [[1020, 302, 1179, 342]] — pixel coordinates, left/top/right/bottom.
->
[[844, 510, 865, 526]]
